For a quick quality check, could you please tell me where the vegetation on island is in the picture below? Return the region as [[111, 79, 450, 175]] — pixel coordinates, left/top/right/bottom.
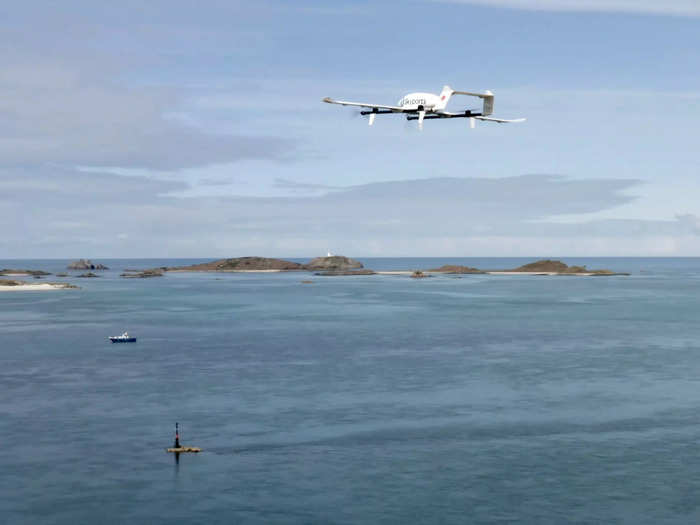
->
[[166, 257, 304, 272], [305, 256, 363, 271], [508, 260, 627, 275], [164, 255, 365, 273]]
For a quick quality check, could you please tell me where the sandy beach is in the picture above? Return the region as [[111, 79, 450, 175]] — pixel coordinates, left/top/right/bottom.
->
[[0, 283, 76, 292], [167, 269, 285, 273], [486, 271, 590, 276], [376, 270, 609, 277]]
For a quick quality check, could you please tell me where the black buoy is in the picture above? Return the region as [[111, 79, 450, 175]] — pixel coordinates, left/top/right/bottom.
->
[[174, 422, 181, 448]]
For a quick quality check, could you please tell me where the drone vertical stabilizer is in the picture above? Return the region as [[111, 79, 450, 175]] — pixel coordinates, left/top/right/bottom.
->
[[482, 90, 494, 116], [452, 89, 495, 116], [435, 85, 454, 111]]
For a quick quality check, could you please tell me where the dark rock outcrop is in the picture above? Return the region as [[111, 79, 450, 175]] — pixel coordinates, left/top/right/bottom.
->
[[410, 270, 430, 279], [166, 257, 303, 272], [68, 259, 108, 270], [0, 269, 51, 276], [304, 256, 363, 271], [76, 272, 100, 278]]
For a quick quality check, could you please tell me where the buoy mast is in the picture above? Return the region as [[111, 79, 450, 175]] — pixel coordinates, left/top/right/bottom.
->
[[166, 422, 201, 453]]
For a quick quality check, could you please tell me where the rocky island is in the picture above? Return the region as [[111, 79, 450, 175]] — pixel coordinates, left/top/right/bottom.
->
[[493, 260, 629, 276], [68, 259, 109, 270], [377, 259, 627, 277], [307, 256, 374, 275], [165, 257, 304, 272]]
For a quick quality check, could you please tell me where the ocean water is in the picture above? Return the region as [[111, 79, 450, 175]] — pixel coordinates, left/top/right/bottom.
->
[[3, 257, 700, 524]]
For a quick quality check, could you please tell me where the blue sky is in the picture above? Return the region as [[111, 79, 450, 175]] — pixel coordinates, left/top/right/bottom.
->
[[1, 0, 699, 257]]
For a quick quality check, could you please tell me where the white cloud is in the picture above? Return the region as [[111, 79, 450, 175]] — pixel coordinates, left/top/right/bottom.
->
[[0, 55, 294, 170], [434, 0, 700, 16]]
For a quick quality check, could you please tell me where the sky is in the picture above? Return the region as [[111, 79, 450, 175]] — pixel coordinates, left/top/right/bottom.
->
[[1, 0, 699, 258]]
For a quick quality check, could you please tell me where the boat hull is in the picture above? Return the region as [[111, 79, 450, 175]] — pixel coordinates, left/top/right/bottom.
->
[[109, 338, 136, 343]]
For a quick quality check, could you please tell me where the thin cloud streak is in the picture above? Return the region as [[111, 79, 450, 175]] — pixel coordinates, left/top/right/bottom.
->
[[433, 0, 700, 16]]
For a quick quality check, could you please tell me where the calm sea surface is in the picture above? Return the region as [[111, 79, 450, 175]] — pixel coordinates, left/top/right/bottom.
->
[[3, 257, 700, 524]]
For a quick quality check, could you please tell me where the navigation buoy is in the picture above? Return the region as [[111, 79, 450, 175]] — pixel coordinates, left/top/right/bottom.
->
[[166, 422, 201, 453]]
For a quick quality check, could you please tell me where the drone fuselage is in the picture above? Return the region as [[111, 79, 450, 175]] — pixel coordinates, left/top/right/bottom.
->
[[396, 92, 442, 112], [396, 89, 455, 112]]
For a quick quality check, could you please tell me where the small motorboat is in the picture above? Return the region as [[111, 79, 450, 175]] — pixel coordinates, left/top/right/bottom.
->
[[109, 332, 137, 343]]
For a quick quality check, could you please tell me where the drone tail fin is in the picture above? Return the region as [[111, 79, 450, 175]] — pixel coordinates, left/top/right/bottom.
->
[[482, 90, 494, 116], [451, 89, 495, 116], [435, 85, 454, 111]]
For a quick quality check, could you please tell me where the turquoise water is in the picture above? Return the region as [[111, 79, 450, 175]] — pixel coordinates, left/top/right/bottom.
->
[[3, 258, 700, 524]]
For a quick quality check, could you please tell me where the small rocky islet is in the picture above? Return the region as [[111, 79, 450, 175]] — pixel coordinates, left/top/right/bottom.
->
[[0, 269, 52, 276], [67, 259, 109, 270], [504, 260, 629, 276]]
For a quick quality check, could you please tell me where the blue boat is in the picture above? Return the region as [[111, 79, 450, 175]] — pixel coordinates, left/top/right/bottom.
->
[[109, 332, 137, 343]]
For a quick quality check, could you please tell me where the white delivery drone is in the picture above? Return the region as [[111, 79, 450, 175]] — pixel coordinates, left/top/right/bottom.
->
[[323, 85, 525, 130]]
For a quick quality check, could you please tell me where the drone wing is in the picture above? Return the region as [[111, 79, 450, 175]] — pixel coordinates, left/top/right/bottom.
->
[[322, 97, 404, 112], [474, 116, 526, 123]]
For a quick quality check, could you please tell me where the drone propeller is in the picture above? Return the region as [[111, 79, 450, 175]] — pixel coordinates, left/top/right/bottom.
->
[[417, 110, 425, 131]]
